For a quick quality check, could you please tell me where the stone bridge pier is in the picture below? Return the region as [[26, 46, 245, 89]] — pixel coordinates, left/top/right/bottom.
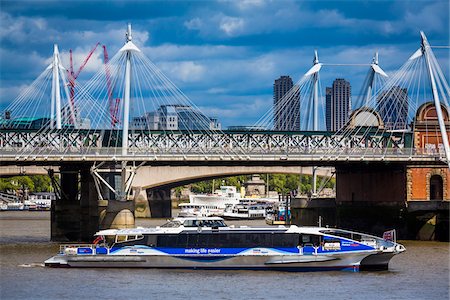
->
[[332, 163, 449, 241], [51, 164, 99, 242], [50, 163, 134, 242]]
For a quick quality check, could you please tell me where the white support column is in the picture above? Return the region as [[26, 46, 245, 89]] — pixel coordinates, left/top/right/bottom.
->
[[312, 166, 317, 196], [122, 52, 131, 156], [53, 44, 62, 129], [366, 52, 388, 107], [50, 64, 55, 130], [421, 31, 450, 168], [119, 23, 141, 156], [312, 51, 320, 196], [365, 53, 377, 106], [313, 50, 319, 131]]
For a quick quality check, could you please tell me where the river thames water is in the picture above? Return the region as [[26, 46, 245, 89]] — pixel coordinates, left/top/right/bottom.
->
[[0, 211, 448, 300]]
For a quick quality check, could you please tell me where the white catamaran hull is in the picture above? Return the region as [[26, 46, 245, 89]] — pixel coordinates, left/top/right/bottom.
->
[[46, 249, 379, 271]]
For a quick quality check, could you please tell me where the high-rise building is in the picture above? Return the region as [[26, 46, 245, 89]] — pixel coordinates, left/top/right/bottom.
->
[[325, 78, 351, 131], [325, 87, 332, 131], [377, 86, 408, 130], [273, 75, 300, 131]]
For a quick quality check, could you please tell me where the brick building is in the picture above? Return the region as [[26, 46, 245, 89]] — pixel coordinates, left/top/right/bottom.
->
[[407, 102, 450, 202]]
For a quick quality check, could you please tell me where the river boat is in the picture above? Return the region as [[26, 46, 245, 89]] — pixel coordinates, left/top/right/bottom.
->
[[45, 217, 405, 271], [222, 201, 269, 220], [178, 203, 222, 217], [1, 202, 25, 211], [188, 186, 242, 209]]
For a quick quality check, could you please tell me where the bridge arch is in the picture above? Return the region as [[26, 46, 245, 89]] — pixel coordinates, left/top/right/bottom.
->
[[132, 165, 331, 190]]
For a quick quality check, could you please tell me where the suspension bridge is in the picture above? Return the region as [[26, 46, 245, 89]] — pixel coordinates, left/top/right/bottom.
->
[[0, 27, 448, 164], [0, 25, 449, 241]]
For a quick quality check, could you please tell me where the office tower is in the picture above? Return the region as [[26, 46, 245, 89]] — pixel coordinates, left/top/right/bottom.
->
[[377, 86, 408, 130], [325, 87, 332, 131], [325, 78, 351, 131], [273, 75, 300, 131]]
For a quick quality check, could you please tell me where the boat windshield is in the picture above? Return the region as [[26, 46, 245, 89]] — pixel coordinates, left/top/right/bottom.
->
[[183, 219, 227, 228], [319, 229, 360, 240], [161, 220, 182, 228]]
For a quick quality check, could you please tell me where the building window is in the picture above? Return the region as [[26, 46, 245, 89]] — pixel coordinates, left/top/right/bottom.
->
[[430, 174, 443, 200]]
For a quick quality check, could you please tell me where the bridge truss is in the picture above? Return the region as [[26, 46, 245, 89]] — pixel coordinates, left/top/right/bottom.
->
[[0, 128, 441, 164]]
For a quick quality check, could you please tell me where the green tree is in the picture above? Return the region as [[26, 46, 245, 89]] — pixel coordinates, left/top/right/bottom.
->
[[0, 179, 15, 192], [30, 175, 52, 192], [11, 176, 35, 192]]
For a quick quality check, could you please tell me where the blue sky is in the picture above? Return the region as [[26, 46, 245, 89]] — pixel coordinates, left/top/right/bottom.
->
[[0, 0, 449, 127]]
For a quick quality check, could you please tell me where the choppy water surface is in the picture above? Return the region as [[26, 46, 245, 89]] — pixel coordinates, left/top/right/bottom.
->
[[0, 211, 448, 300]]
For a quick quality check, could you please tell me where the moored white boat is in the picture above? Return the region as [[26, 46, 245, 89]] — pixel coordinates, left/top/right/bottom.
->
[[45, 217, 405, 272], [178, 203, 222, 217], [223, 201, 269, 220], [188, 186, 242, 209]]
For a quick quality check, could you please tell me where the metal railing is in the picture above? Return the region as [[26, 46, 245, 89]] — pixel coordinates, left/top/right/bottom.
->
[[0, 147, 445, 161]]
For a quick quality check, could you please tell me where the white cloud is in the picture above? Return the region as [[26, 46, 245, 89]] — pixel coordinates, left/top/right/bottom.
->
[[219, 16, 245, 36], [236, 0, 266, 10], [0, 12, 49, 43], [184, 17, 203, 30], [59, 46, 105, 75], [142, 44, 250, 61], [160, 61, 205, 83]]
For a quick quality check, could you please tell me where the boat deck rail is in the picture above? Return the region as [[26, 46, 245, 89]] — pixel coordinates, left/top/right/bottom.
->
[[59, 244, 102, 255]]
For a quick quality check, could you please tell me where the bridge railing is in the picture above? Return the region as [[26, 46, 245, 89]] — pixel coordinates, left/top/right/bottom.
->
[[0, 147, 445, 161], [1, 129, 410, 152]]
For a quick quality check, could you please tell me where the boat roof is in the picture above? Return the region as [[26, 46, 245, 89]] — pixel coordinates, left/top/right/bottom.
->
[[172, 216, 224, 221], [94, 217, 387, 241], [178, 203, 216, 207]]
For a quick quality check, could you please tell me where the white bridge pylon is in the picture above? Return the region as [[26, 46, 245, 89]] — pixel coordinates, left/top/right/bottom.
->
[[119, 24, 141, 156], [418, 31, 450, 168], [46, 44, 77, 129], [302, 50, 388, 130]]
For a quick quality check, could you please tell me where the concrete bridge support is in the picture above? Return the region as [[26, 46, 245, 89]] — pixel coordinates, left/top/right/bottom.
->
[[291, 197, 336, 227], [51, 164, 101, 242], [80, 168, 100, 241], [95, 164, 135, 230], [334, 164, 408, 238], [146, 188, 172, 218], [51, 164, 83, 242]]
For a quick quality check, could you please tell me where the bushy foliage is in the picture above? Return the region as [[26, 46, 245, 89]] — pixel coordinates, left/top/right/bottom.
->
[[181, 173, 335, 195], [0, 175, 52, 192]]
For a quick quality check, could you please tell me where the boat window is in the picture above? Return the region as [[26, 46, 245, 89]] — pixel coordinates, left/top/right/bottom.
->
[[115, 234, 144, 244], [319, 230, 355, 240], [116, 235, 127, 243], [157, 235, 178, 247], [299, 234, 321, 246], [146, 235, 157, 247], [183, 220, 198, 227], [183, 220, 227, 227], [151, 232, 298, 248], [177, 234, 188, 248], [127, 235, 144, 241], [161, 220, 182, 228], [105, 235, 116, 246], [186, 234, 198, 247]]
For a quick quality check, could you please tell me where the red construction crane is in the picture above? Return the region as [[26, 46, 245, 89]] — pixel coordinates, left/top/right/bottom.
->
[[67, 42, 100, 124], [103, 45, 120, 127]]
